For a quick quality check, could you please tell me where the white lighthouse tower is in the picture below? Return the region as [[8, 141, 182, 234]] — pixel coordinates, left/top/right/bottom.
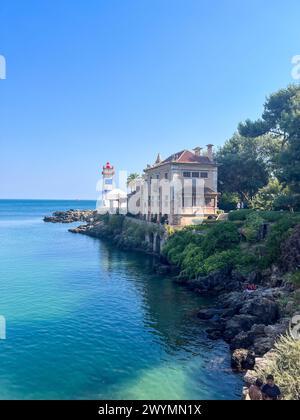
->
[[102, 162, 115, 207]]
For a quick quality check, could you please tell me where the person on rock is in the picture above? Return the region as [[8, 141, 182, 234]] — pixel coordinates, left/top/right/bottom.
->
[[249, 378, 263, 400], [262, 375, 281, 400]]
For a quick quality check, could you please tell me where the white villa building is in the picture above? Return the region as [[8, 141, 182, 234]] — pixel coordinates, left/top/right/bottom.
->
[[129, 145, 219, 226]]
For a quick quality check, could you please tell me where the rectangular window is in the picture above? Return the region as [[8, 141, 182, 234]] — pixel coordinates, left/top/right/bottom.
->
[[192, 172, 199, 178], [192, 178, 197, 206], [183, 171, 191, 178], [200, 172, 208, 178], [164, 173, 168, 179]]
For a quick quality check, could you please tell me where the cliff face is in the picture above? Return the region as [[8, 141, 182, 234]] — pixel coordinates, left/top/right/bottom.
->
[[281, 224, 300, 272], [68, 213, 167, 255]]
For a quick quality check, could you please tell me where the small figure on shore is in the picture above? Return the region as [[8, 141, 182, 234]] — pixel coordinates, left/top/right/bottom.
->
[[249, 378, 263, 400], [245, 283, 257, 292], [262, 375, 281, 400]]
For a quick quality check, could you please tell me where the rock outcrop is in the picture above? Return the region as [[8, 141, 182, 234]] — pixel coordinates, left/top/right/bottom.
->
[[281, 224, 300, 271], [181, 270, 245, 294], [231, 348, 255, 371], [196, 286, 289, 358], [44, 209, 96, 224]]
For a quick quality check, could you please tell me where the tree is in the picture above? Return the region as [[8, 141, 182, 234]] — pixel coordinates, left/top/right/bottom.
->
[[238, 85, 299, 145], [273, 189, 300, 212], [127, 173, 140, 192], [218, 192, 240, 212], [238, 85, 300, 200], [216, 134, 270, 204], [250, 178, 284, 210]]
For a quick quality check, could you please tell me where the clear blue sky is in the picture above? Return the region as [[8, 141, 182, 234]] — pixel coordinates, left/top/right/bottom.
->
[[1, 0, 300, 199]]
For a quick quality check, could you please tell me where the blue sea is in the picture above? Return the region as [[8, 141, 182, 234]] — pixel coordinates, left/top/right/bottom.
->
[[0, 200, 242, 399]]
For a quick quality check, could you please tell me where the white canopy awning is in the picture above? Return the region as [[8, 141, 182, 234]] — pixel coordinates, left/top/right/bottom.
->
[[106, 189, 127, 201]]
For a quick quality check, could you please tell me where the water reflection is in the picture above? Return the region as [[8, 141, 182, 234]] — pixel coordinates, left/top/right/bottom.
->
[[95, 239, 241, 399], [97, 240, 214, 355]]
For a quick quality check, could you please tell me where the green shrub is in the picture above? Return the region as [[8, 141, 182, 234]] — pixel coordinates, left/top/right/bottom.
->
[[201, 222, 240, 258], [162, 229, 203, 261], [243, 213, 264, 242], [273, 192, 300, 212], [228, 209, 254, 221], [228, 209, 290, 223], [256, 211, 286, 223], [250, 178, 284, 211], [290, 271, 300, 288], [163, 222, 242, 278], [262, 217, 299, 267], [124, 224, 145, 243], [218, 192, 240, 212], [254, 334, 300, 400], [203, 248, 240, 273], [235, 251, 258, 274], [107, 214, 125, 232], [180, 244, 205, 278]]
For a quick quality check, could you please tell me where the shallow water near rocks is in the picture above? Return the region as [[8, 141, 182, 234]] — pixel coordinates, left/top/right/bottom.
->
[[0, 200, 242, 399]]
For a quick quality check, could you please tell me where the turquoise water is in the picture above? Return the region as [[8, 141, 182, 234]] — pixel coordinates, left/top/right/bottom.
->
[[0, 200, 242, 400]]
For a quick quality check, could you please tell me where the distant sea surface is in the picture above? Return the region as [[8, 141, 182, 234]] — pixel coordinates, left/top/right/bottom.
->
[[0, 200, 242, 399]]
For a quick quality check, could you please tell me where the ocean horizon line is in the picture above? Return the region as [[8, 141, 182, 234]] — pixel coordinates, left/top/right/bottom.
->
[[0, 198, 97, 201]]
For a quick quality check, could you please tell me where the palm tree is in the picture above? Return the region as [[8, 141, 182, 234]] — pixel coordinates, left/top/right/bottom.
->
[[127, 173, 140, 193]]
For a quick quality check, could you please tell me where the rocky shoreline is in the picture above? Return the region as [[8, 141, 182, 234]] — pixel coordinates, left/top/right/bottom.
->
[[44, 209, 298, 398], [174, 267, 298, 398], [175, 270, 290, 355], [43, 209, 96, 224]]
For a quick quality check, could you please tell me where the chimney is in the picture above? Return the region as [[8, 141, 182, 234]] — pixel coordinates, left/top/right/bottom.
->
[[206, 144, 214, 160], [193, 147, 202, 157]]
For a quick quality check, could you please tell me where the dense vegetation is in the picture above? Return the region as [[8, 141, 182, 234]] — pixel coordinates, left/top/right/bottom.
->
[[162, 210, 300, 281], [217, 85, 300, 212], [159, 85, 298, 287], [163, 220, 246, 279]]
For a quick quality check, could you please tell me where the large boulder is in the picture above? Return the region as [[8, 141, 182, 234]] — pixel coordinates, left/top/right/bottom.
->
[[224, 314, 258, 341], [231, 348, 255, 371], [230, 330, 255, 351], [230, 323, 270, 351], [239, 297, 279, 324], [253, 321, 288, 355], [230, 321, 288, 354], [252, 336, 276, 356]]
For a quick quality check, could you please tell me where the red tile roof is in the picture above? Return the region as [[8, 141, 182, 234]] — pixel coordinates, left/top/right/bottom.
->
[[161, 150, 212, 164]]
